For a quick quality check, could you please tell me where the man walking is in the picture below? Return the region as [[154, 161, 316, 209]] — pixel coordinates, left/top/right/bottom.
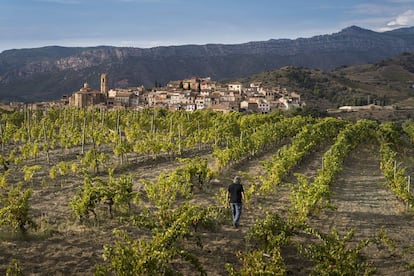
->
[[226, 176, 246, 228]]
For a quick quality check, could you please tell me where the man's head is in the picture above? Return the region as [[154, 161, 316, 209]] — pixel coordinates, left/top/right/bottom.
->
[[233, 176, 241, 184]]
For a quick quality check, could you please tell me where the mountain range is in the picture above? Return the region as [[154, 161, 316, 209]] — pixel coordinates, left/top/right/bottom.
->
[[1, 25, 414, 103]]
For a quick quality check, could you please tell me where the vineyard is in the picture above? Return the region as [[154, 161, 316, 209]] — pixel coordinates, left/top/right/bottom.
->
[[0, 107, 414, 275]]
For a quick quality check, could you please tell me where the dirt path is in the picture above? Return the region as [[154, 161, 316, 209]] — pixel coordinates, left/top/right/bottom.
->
[[189, 142, 330, 275], [311, 144, 414, 275], [188, 148, 285, 275]]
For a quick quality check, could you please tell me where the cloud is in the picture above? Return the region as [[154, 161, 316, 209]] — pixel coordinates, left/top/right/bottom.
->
[[34, 0, 80, 3], [352, 3, 401, 16], [387, 0, 414, 3], [348, 3, 414, 32], [387, 9, 414, 27]]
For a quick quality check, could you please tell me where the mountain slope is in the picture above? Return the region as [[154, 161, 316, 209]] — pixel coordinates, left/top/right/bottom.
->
[[1, 26, 414, 102], [237, 52, 414, 110]]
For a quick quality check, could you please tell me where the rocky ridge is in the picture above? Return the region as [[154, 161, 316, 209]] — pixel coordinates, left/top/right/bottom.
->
[[1, 25, 414, 102]]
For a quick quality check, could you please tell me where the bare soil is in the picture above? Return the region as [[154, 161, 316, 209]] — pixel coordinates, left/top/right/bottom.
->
[[311, 145, 414, 275]]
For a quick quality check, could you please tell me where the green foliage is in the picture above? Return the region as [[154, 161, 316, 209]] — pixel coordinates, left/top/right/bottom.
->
[[49, 161, 77, 179], [213, 113, 308, 171], [6, 258, 23, 276], [289, 173, 332, 226], [70, 171, 134, 221], [96, 204, 224, 275], [0, 183, 36, 233], [259, 117, 346, 193], [247, 212, 293, 250], [0, 170, 10, 188], [286, 67, 317, 89], [22, 165, 42, 182], [142, 170, 192, 211], [178, 156, 217, 190], [108, 170, 134, 213], [298, 227, 376, 275], [215, 187, 228, 207], [80, 149, 109, 174], [70, 176, 102, 220], [128, 207, 158, 229], [378, 121, 402, 145], [378, 122, 414, 207], [96, 229, 177, 276], [143, 157, 218, 212], [402, 120, 414, 143], [226, 248, 286, 276], [228, 211, 291, 275]]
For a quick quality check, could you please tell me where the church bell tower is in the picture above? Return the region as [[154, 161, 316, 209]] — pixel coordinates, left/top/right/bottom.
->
[[100, 73, 108, 96]]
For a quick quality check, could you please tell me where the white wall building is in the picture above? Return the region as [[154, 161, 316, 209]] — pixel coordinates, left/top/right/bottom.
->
[[228, 82, 243, 93], [257, 99, 270, 113]]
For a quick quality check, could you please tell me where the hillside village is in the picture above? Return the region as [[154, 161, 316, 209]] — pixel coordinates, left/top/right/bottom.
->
[[59, 73, 303, 113]]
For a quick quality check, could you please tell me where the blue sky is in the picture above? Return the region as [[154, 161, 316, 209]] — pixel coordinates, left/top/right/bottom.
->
[[1, 0, 414, 52]]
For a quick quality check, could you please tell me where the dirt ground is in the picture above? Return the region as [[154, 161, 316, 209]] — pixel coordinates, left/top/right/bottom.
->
[[0, 141, 414, 275], [312, 145, 414, 275]]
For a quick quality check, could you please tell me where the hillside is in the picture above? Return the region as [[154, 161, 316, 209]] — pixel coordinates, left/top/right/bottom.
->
[[237, 52, 414, 112], [1, 26, 414, 102]]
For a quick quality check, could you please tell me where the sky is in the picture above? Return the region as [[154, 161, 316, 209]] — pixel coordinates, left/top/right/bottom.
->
[[1, 0, 414, 53]]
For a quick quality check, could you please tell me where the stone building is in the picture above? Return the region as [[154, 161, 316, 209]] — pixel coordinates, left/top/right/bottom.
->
[[101, 73, 109, 96], [69, 74, 108, 108]]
